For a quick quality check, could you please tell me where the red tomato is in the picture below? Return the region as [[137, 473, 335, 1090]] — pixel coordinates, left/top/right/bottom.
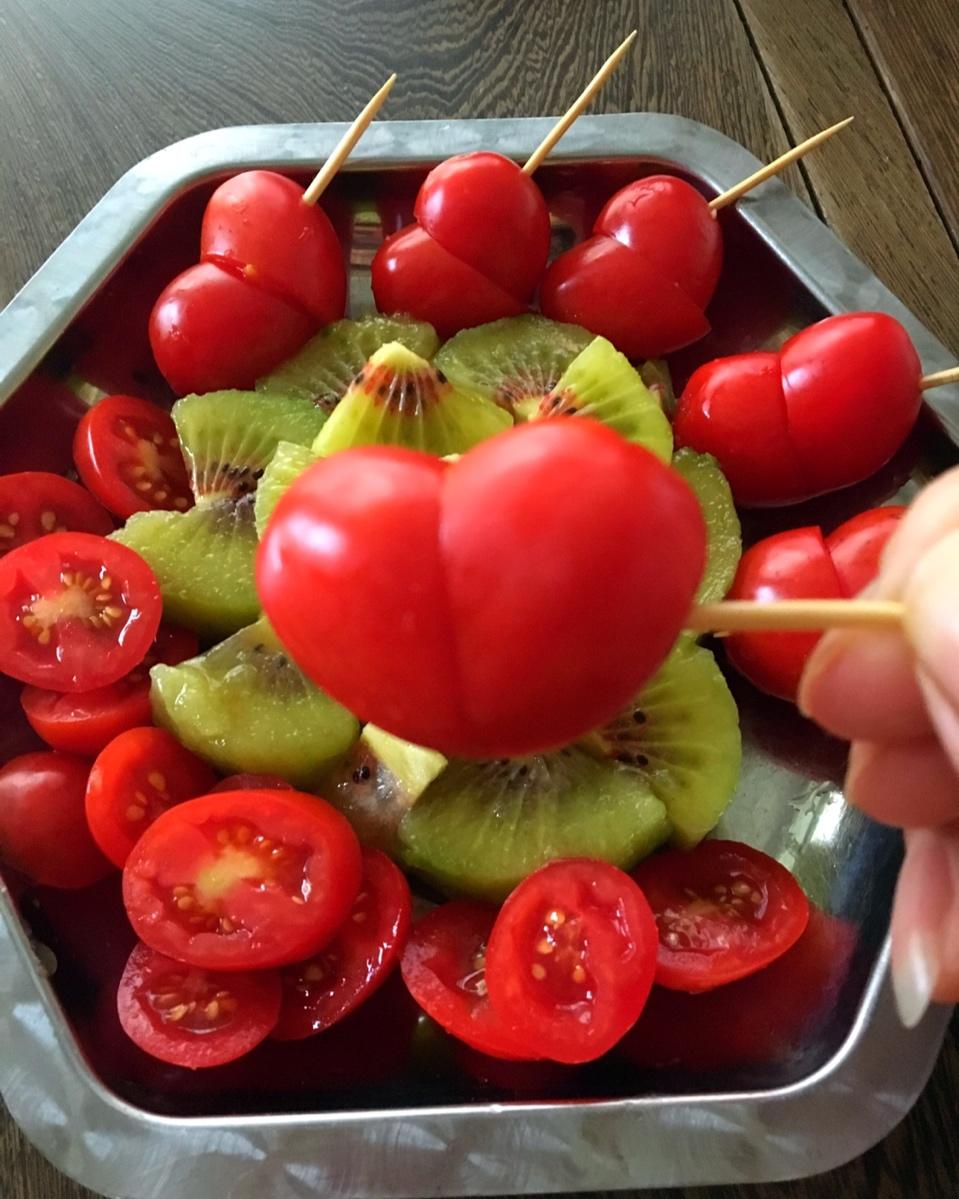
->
[[825, 505, 907, 596], [371, 224, 525, 341], [123, 789, 362, 970], [201, 170, 346, 325], [86, 727, 217, 868], [117, 941, 281, 1068], [149, 262, 314, 396], [20, 625, 198, 755], [414, 152, 551, 300], [486, 859, 657, 1064], [274, 848, 411, 1039], [258, 421, 706, 758], [0, 751, 113, 888], [211, 773, 293, 793], [400, 900, 534, 1061], [632, 840, 810, 992], [0, 532, 161, 692], [73, 395, 193, 518], [0, 472, 112, 556]]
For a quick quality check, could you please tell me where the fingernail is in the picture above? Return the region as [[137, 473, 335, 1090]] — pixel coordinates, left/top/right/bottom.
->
[[842, 740, 875, 807], [892, 929, 940, 1029], [796, 632, 845, 718]]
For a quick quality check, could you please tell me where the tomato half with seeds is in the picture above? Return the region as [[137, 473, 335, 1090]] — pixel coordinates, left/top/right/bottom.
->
[[632, 840, 810, 992], [117, 941, 281, 1068], [86, 727, 217, 868], [0, 533, 161, 691], [485, 859, 657, 1064], [274, 847, 411, 1039], [400, 900, 535, 1061], [123, 789, 362, 971], [73, 395, 193, 518], [0, 472, 113, 556]]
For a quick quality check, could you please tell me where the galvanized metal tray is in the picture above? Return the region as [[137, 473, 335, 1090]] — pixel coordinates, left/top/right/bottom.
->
[[0, 113, 956, 1199]]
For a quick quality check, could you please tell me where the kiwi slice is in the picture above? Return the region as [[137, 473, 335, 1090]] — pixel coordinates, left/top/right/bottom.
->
[[672, 449, 742, 603], [640, 359, 677, 419], [434, 314, 593, 418], [312, 341, 512, 458], [397, 748, 670, 902], [582, 638, 741, 849], [150, 618, 359, 787], [254, 440, 317, 537], [257, 314, 440, 412]]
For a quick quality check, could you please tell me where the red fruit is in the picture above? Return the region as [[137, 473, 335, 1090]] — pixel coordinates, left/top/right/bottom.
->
[[0, 472, 113, 556], [826, 505, 907, 596]]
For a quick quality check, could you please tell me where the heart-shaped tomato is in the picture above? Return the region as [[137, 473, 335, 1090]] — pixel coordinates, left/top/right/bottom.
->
[[257, 421, 706, 758]]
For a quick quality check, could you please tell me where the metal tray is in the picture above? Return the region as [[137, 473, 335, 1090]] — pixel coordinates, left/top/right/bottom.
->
[[0, 113, 956, 1199]]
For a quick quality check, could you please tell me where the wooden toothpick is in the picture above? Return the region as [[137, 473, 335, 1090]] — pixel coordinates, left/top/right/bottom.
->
[[522, 31, 637, 176], [685, 599, 904, 635], [708, 116, 854, 212], [920, 365, 959, 391], [302, 74, 397, 207]]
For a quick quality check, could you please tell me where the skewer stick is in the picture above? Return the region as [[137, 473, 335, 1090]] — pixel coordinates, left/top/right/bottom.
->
[[302, 74, 397, 206], [686, 599, 904, 635], [522, 31, 637, 176], [920, 366, 959, 390], [708, 116, 854, 212]]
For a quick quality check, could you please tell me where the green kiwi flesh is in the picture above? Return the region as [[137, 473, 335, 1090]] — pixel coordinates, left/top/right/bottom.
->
[[150, 618, 359, 786], [434, 314, 593, 419], [254, 441, 317, 537], [672, 449, 742, 603], [397, 748, 670, 902], [312, 341, 511, 457], [257, 314, 440, 411]]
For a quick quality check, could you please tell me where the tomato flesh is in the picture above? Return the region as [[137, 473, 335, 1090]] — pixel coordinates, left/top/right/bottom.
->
[[632, 840, 810, 992], [0, 472, 112, 556], [123, 789, 362, 970]]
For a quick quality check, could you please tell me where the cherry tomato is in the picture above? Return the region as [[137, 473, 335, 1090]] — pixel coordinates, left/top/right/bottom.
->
[[20, 625, 198, 755], [123, 789, 362, 971], [0, 472, 112, 556], [73, 395, 193, 518], [274, 848, 411, 1040], [149, 262, 314, 396], [258, 421, 706, 758], [117, 941, 281, 1068], [211, 773, 293, 793], [86, 727, 217, 868], [400, 900, 534, 1061], [632, 840, 810, 992], [485, 859, 657, 1064], [201, 170, 346, 325], [0, 532, 161, 692], [0, 751, 113, 888], [825, 505, 907, 596]]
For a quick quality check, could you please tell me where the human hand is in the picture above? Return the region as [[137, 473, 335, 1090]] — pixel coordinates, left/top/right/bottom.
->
[[799, 466, 959, 1028]]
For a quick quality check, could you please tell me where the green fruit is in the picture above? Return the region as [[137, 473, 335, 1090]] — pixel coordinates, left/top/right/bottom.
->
[[397, 748, 670, 902], [312, 341, 511, 457], [672, 449, 742, 603], [257, 314, 440, 412], [640, 359, 677, 419], [151, 619, 359, 787], [254, 441, 317, 537]]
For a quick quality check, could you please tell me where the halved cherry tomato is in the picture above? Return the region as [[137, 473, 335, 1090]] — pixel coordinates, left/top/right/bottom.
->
[[123, 789, 362, 970], [0, 751, 113, 888], [400, 900, 534, 1061], [274, 847, 411, 1039], [632, 840, 810, 992], [211, 773, 293, 793], [0, 533, 161, 691], [486, 859, 657, 1064], [73, 395, 193, 519], [20, 625, 198, 755], [86, 727, 217, 868], [117, 941, 281, 1068], [0, 472, 113, 556], [826, 505, 907, 596]]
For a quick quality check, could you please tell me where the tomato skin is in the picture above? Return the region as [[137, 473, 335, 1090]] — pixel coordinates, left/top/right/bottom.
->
[[825, 505, 907, 596], [371, 223, 526, 340], [149, 262, 314, 396], [0, 472, 113, 555], [117, 941, 281, 1068], [73, 395, 192, 519], [0, 532, 162, 692], [274, 847, 411, 1039], [632, 840, 810, 992], [0, 752, 113, 888], [123, 789, 362, 971], [414, 152, 551, 301], [201, 170, 346, 325]]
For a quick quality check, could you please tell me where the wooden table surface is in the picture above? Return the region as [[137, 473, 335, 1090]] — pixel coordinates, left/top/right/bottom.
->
[[1, 0, 957, 1195]]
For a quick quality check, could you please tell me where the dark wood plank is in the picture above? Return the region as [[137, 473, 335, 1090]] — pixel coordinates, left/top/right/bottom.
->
[[845, 0, 959, 247], [738, 0, 959, 352]]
